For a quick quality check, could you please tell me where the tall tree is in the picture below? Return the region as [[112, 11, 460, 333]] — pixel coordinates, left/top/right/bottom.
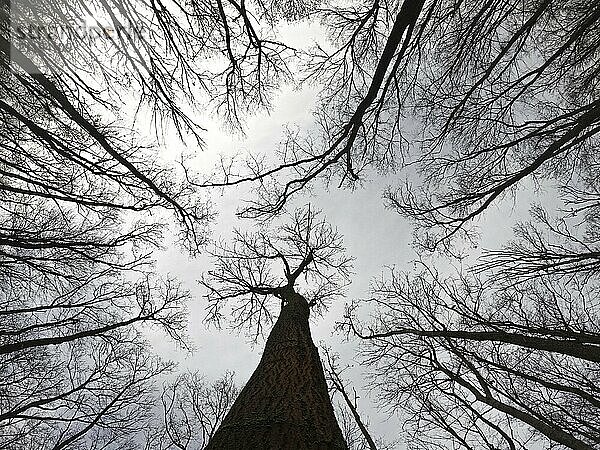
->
[[201, 207, 352, 449], [1, 1, 215, 446], [343, 260, 600, 450]]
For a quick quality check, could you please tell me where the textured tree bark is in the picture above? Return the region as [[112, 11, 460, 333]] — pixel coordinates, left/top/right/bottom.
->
[[205, 289, 348, 449]]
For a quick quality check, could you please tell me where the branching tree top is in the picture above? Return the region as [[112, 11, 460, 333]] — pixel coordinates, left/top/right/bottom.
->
[[202, 206, 353, 337]]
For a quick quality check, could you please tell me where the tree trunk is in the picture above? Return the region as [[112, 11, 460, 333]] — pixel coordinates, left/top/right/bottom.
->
[[205, 289, 348, 449]]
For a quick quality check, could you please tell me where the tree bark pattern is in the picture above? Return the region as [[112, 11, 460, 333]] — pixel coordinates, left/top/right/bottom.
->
[[205, 290, 347, 449]]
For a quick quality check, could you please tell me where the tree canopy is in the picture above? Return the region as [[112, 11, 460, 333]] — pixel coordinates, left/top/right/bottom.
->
[[1, 0, 599, 448]]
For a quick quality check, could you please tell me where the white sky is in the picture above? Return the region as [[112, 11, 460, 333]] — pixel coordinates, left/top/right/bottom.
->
[[143, 71, 553, 447], [7, 3, 572, 448], [112, 11, 570, 448]]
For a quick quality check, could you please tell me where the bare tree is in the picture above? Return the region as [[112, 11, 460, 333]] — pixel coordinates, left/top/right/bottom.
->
[[201, 206, 352, 448], [0, 269, 190, 449], [202, 206, 353, 338], [343, 263, 600, 450], [0, 0, 295, 444], [176, 0, 600, 264], [335, 405, 378, 450], [4, 0, 296, 134], [1, 330, 175, 449], [173, 2, 600, 445], [144, 371, 239, 450], [322, 346, 394, 450], [192, 0, 426, 218], [1, 2, 215, 446], [476, 205, 600, 285], [302, 2, 600, 447], [381, 0, 600, 252]]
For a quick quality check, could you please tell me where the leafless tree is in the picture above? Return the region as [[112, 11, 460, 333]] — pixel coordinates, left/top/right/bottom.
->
[[201, 206, 352, 448], [3, 0, 598, 448], [299, 3, 600, 446], [342, 262, 600, 450], [381, 0, 600, 252], [476, 204, 600, 285], [4, 0, 296, 133], [1, 1, 226, 446], [178, 2, 600, 444], [178, 0, 600, 264], [335, 405, 379, 450], [202, 206, 353, 338], [144, 371, 239, 450], [1, 0, 312, 446], [0, 269, 190, 449], [1, 331, 175, 449]]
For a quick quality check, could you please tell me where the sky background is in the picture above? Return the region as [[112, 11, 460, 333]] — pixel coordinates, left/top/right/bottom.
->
[[140, 67, 551, 447], [106, 12, 568, 449], [3, 3, 579, 449]]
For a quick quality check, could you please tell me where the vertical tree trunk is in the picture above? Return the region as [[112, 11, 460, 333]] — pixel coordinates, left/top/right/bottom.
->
[[205, 289, 348, 449]]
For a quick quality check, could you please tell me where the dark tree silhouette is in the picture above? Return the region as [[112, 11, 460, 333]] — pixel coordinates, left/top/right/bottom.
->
[[340, 184, 600, 448], [322, 347, 392, 450], [343, 260, 600, 450], [0, 0, 308, 445], [1, 329, 175, 449], [0, 270, 191, 449], [186, 0, 599, 258], [0, 1, 222, 446], [144, 371, 239, 450], [201, 207, 352, 449], [335, 405, 379, 450]]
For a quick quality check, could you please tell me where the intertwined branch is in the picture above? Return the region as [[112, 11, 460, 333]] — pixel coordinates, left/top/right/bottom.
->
[[202, 206, 353, 338]]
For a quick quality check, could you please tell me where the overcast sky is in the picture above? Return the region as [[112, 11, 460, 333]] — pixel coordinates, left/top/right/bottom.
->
[[137, 58, 556, 446], [3, 2, 589, 449]]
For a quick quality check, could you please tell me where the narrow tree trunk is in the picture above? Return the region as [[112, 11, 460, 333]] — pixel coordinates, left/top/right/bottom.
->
[[205, 289, 347, 449]]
